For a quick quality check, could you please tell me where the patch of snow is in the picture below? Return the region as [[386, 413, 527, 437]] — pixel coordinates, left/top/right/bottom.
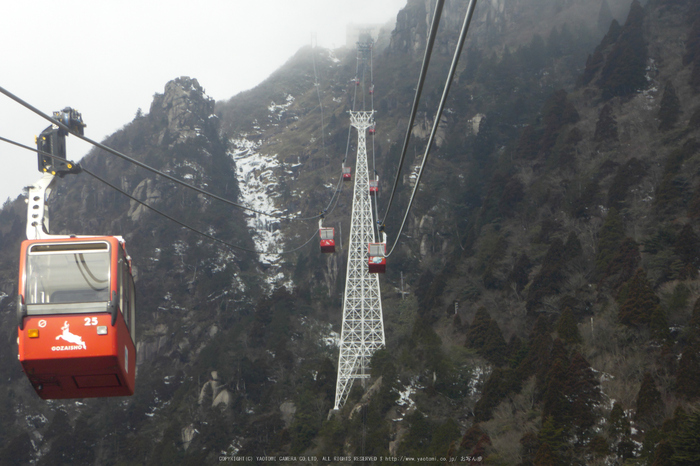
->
[[229, 136, 290, 289]]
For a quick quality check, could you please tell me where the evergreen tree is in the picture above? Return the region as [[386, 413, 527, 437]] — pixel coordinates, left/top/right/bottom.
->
[[519, 431, 540, 464], [527, 238, 567, 313], [533, 442, 558, 466], [429, 419, 461, 459], [556, 307, 582, 345], [588, 435, 610, 458], [635, 372, 665, 429], [608, 158, 646, 210], [618, 269, 661, 327], [689, 106, 700, 131], [684, 17, 700, 67], [598, 0, 648, 100], [571, 180, 601, 219], [579, 20, 621, 86], [481, 319, 508, 366], [649, 304, 670, 342], [601, 237, 640, 290], [509, 253, 532, 294], [564, 232, 582, 259], [517, 332, 553, 385], [593, 103, 619, 145], [658, 81, 681, 131], [515, 125, 542, 160], [671, 409, 700, 465], [676, 343, 700, 400], [459, 424, 485, 452], [595, 208, 625, 278], [540, 90, 580, 155], [608, 401, 631, 440], [542, 359, 569, 427], [565, 353, 601, 436], [473, 368, 521, 422], [465, 307, 492, 351], [655, 140, 699, 212], [537, 416, 567, 462], [506, 334, 527, 369], [651, 440, 674, 466], [673, 224, 700, 272]]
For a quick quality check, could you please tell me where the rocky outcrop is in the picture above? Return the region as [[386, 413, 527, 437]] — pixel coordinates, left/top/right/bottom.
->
[[280, 401, 297, 428], [149, 76, 216, 146], [182, 424, 197, 451], [128, 178, 161, 222], [199, 371, 231, 409]]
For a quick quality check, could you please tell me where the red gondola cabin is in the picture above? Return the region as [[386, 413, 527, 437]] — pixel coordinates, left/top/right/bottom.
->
[[319, 227, 335, 253], [369, 179, 379, 196], [17, 236, 136, 399], [368, 242, 386, 274], [342, 166, 352, 181]]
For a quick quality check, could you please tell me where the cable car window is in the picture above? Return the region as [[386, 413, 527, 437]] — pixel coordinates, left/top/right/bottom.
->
[[369, 244, 385, 256], [26, 242, 111, 305], [320, 229, 334, 240]]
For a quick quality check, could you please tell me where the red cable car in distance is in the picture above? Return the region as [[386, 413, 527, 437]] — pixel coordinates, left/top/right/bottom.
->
[[369, 179, 379, 196], [342, 165, 352, 181], [319, 227, 335, 253], [18, 236, 136, 399], [368, 242, 386, 274]]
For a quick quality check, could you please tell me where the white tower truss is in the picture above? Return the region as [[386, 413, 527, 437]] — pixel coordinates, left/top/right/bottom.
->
[[334, 110, 385, 410]]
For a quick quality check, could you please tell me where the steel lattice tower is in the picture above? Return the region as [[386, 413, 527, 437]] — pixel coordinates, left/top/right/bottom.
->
[[334, 110, 385, 410]]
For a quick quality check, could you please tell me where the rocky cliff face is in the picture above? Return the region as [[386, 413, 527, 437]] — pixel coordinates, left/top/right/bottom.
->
[[150, 76, 216, 146]]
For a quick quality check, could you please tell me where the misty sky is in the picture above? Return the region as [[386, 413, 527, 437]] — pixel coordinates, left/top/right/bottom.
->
[[0, 0, 407, 205]]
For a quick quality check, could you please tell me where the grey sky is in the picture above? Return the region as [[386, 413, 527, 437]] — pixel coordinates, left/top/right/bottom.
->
[[0, 0, 406, 205]]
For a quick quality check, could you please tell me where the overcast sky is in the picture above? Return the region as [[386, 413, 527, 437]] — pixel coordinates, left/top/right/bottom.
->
[[0, 0, 407, 205]]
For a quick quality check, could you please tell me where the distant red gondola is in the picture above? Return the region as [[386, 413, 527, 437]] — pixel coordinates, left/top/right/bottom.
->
[[319, 227, 335, 253], [17, 236, 136, 399], [369, 125, 375, 135], [369, 179, 379, 196], [342, 166, 352, 181], [368, 242, 386, 274], [369, 84, 374, 95]]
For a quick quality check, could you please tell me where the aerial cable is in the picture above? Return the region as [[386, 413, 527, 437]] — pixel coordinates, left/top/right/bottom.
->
[[386, 0, 478, 258], [0, 134, 319, 256], [0, 85, 283, 219], [311, 45, 327, 158], [379, 0, 445, 225]]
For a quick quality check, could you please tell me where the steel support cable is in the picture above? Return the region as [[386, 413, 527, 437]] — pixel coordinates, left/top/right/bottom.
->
[[311, 46, 326, 158], [380, 0, 444, 226], [0, 85, 289, 219], [386, 0, 478, 258], [0, 135, 318, 256]]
